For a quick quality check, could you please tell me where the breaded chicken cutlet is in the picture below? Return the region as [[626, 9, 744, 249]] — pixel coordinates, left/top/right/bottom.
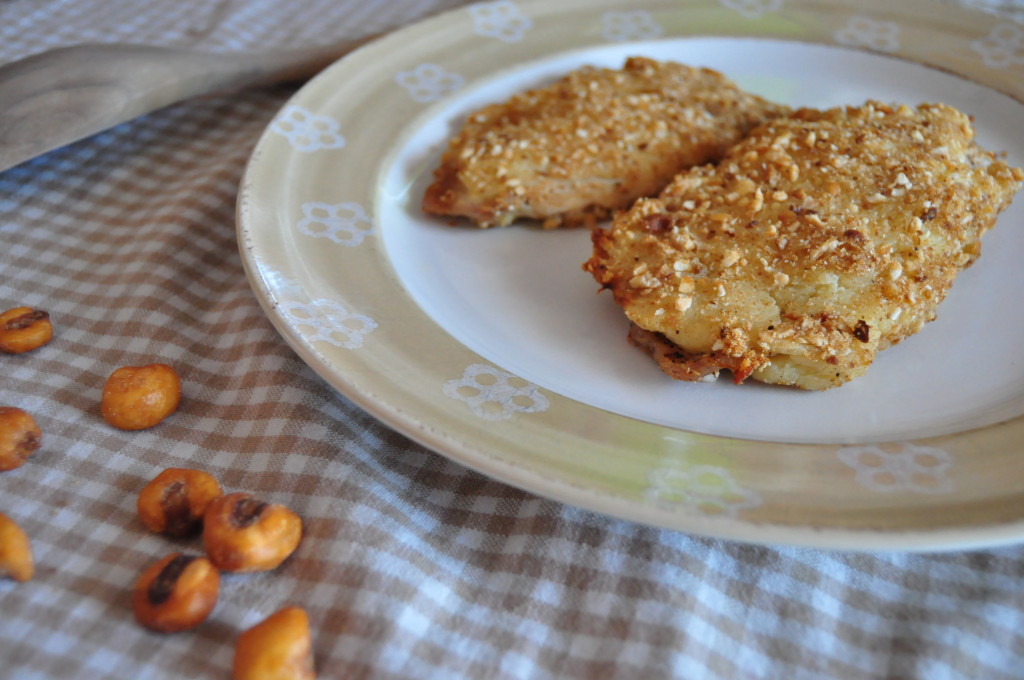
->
[[422, 57, 787, 229], [584, 101, 1024, 390]]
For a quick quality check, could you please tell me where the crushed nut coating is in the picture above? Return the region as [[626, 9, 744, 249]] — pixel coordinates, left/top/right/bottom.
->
[[585, 101, 1023, 389], [423, 56, 786, 228]]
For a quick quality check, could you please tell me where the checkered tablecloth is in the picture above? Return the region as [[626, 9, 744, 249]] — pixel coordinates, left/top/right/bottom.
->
[[2, 1, 1024, 678]]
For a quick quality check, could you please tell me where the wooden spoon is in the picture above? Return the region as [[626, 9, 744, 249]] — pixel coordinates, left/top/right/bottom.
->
[[0, 38, 377, 173]]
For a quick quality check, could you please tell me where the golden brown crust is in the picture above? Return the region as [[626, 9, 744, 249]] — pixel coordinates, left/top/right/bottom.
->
[[584, 101, 1024, 390], [423, 56, 787, 228]]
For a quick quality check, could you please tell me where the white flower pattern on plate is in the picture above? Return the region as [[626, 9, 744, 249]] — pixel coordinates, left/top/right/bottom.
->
[[647, 463, 762, 517], [837, 443, 954, 494], [297, 202, 374, 246], [396, 63, 465, 102], [443, 364, 549, 421], [601, 10, 663, 42], [271, 105, 346, 153], [720, 0, 783, 20], [277, 299, 377, 349], [835, 16, 900, 52], [469, 1, 533, 43], [971, 23, 1024, 68]]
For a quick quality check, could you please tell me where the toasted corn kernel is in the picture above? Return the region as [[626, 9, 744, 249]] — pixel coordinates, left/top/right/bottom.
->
[[101, 363, 181, 430], [132, 553, 220, 633], [203, 492, 302, 573], [0, 407, 41, 472], [233, 606, 315, 680], [138, 468, 222, 538], [0, 307, 53, 354], [0, 513, 33, 582]]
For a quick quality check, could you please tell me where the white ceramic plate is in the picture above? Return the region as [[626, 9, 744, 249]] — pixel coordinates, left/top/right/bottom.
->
[[238, 0, 1024, 551]]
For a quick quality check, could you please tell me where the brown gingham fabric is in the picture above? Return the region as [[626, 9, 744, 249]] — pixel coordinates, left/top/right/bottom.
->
[[2, 1, 1024, 678]]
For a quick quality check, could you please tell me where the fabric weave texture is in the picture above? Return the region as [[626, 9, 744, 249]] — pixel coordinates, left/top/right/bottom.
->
[[1, 1, 1023, 678]]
